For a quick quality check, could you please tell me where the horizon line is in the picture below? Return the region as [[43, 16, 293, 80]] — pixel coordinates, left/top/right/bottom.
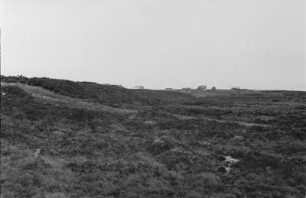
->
[[1, 74, 305, 92]]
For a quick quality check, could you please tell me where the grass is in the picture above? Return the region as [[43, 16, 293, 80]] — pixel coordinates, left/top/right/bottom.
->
[[1, 76, 306, 197]]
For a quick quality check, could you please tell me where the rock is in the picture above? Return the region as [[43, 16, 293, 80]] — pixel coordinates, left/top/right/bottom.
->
[[217, 155, 240, 174], [225, 167, 231, 173], [34, 149, 41, 158], [153, 138, 164, 144], [224, 156, 240, 164]]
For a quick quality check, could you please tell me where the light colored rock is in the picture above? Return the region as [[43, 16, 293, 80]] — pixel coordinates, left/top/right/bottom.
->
[[34, 149, 41, 158], [153, 138, 164, 144], [224, 156, 240, 164], [225, 167, 231, 173]]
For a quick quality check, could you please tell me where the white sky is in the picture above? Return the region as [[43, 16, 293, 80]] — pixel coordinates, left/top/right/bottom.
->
[[1, 0, 305, 90]]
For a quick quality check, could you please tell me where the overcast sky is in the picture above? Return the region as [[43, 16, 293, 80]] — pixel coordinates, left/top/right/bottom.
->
[[1, 0, 305, 90]]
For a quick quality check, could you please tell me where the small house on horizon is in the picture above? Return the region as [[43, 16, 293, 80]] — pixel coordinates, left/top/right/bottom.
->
[[181, 88, 192, 92], [134, 86, 145, 89], [196, 85, 207, 92]]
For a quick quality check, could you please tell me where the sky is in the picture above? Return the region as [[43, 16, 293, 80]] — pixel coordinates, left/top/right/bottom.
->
[[0, 0, 305, 90]]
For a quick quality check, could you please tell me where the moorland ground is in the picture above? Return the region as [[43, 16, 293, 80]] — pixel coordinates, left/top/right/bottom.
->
[[1, 76, 306, 198]]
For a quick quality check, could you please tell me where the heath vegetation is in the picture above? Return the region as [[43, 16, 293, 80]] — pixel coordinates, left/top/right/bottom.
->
[[1, 76, 305, 197]]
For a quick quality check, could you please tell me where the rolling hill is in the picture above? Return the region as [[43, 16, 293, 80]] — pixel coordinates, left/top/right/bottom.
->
[[1, 76, 305, 198]]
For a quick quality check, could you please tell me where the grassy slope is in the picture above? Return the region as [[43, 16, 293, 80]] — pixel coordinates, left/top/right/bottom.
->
[[1, 76, 306, 198], [1, 82, 137, 115], [0, 76, 196, 106]]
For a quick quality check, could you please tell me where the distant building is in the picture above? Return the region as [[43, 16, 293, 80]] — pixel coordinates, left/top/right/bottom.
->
[[134, 86, 145, 89], [196, 85, 207, 91], [181, 88, 192, 92], [165, 88, 174, 91]]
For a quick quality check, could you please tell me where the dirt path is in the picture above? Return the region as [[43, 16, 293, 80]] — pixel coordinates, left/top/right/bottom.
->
[[167, 112, 268, 127], [200, 116, 268, 127], [1, 82, 137, 115]]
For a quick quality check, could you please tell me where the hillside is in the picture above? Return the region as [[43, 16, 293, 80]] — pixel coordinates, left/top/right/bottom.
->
[[1, 76, 306, 198], [0, 76, 196, 107]]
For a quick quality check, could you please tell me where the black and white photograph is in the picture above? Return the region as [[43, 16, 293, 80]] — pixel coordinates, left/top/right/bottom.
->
[[0, 0, 305, 197]]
